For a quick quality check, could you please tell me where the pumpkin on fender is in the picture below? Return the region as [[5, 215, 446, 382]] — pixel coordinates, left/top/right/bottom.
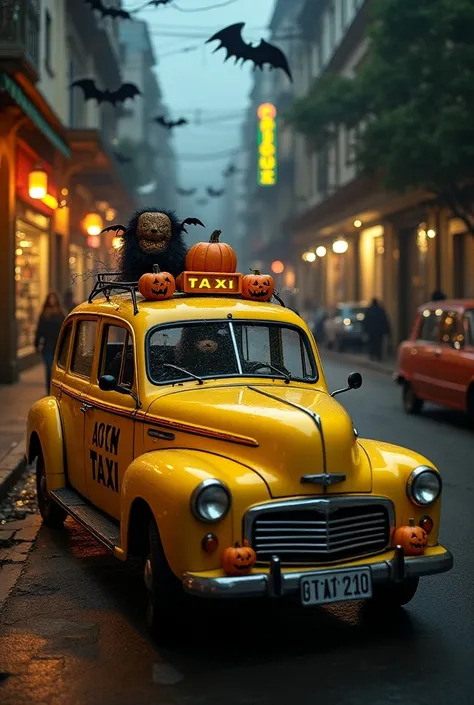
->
[[242, 270, 275, 302], [392, 518, 427, 556], [185, 229, 237, 273], [221, 540, 257, 576], [138, 264, 176, 301]]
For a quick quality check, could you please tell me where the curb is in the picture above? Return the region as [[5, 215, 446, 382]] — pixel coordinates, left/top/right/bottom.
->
[[0, 441, 28, 503], [320, 349, 396, 377]]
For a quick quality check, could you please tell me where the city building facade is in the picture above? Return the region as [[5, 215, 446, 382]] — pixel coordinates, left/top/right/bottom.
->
[[291, 0, 474, 343]]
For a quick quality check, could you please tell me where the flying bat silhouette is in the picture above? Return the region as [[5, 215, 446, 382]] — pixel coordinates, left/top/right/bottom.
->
[[70, 79, 141, 106], [83, 0, 132, 20], [153, 116, 188, 130], [114, 152, 132, 164], [177, 187, 197, 196], [206, 22, 292, 82], [206, 187, 225, 197], [145, 0, 172, 6], [224, 164, 237, 177]]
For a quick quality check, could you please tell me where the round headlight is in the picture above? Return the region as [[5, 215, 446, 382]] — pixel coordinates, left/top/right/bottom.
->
[[191, 479, 231, 522], [407, 466, 442, 506]]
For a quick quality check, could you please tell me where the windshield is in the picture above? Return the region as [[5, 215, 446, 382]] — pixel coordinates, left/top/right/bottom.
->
[[147, 320, 318, 385]]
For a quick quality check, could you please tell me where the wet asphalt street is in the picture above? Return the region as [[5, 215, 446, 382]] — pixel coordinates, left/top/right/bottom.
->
[[0, 356, 472, 705]]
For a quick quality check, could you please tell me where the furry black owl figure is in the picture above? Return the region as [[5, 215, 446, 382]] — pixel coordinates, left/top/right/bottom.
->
[[102, 208, 205, 281]]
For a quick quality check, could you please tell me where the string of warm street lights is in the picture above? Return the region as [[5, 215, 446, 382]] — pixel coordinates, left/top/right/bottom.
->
[[302, 219, 364, 263]]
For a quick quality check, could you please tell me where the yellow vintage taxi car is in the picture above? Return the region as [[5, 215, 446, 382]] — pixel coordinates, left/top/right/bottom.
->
[[26, 283, 453, 639]]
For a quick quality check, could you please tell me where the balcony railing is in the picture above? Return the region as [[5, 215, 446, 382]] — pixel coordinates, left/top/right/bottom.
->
[[0, 0, 40, 82]]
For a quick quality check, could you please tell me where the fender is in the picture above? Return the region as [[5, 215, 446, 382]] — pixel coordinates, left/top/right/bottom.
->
[[359, 438, 442, 545], [120, 448, 270, 577], [26, 397, 66, 491]]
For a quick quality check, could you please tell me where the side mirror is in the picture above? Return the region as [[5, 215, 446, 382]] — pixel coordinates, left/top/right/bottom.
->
[[99, 374, 117, 392], [331, 371, 363, 398], [348, 371, 362, 389]]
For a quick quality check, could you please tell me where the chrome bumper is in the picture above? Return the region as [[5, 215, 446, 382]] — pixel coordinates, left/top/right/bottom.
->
[[182, 548, 453, 599]]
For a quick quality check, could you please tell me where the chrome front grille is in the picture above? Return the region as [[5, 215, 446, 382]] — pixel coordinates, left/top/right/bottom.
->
[[245, 498, 393, 565]]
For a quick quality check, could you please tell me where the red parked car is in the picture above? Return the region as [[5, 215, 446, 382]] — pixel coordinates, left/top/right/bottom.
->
[[395, 299, 474, 421]]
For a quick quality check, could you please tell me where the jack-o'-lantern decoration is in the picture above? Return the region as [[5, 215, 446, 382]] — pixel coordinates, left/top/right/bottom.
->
[[393, 518, 427, 556], [221, 540, 257, 576], [242, 270, 275, 302], [185, 229, 237, 273], [138, 264, 175, 301]]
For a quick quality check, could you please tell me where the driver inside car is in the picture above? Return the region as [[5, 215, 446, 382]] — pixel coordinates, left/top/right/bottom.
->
[[175, 324, 237, 379]]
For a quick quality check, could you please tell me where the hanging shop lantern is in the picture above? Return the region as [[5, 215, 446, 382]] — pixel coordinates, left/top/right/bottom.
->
[[28, 165, 48, 199], [84, 211, 104, 236], [332, 238, 349, 254]]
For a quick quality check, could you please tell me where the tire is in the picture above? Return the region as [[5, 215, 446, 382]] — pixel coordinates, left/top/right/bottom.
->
[[36, 452, 67, 529], [144, 517, 183, 643], [403, 382, 423, 414], [369, 578, 419, 608]]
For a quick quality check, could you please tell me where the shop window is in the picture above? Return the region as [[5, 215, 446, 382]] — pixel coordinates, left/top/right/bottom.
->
[[100, 325, 135, 388], [15, 218, 49, 358], [57, 323, 73, 370], [71, 320, 98, 379], [416, 312, 441, 343]]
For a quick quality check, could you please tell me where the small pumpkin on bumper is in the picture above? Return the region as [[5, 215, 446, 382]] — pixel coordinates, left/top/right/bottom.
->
[[393, 518, 427, 556], [221, 540, 257, 576]]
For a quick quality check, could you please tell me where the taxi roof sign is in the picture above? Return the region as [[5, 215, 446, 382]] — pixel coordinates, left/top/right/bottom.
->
[[178, 271, 242, 295]]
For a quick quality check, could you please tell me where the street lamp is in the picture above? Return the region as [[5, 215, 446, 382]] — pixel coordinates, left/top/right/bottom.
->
[[112, 236, 123, 250], [354, 219, 362, 228], [271, 260, 285, 274], [84, 211, 104, 236], [332, 238, 348, 254], [316, 246, 327, 258], [28, 165, 48, 199], [427, 229, 436, 239], [302, 251, 316, 262]]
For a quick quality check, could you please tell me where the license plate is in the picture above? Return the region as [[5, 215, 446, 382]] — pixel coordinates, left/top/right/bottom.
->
[[300, 567, 372, 606]]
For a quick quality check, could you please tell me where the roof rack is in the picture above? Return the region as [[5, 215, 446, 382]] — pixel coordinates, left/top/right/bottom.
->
[[88, 272, 140, 315]]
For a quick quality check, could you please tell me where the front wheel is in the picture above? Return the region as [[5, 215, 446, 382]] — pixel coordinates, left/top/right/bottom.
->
[[144, 518, 184, 642], [403, 382, 424, 414], [369, 578, 419, 608], [36, 452, 67, 529]]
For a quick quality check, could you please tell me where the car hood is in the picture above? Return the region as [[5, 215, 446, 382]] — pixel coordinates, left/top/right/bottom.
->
[[145, 384, 371, 497]]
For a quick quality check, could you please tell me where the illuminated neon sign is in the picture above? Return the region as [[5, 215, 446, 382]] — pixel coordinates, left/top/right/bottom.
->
[[257, 103, 277, 187]]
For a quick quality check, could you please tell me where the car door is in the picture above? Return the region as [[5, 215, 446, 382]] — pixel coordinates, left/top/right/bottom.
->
[[410, 309, 443, 401], [59, 317, 99, 499], [84, 320, 137, 520], [431, 309, 470, 410]]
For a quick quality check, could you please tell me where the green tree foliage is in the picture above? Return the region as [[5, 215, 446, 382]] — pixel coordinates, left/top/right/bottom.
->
[[285, 0, 474, 234]]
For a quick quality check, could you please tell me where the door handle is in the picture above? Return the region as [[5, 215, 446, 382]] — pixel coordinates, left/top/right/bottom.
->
[[80, 403, 93, 413]]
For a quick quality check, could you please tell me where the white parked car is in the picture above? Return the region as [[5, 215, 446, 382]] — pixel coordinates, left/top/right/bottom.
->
[[324, 302, 369, 351]]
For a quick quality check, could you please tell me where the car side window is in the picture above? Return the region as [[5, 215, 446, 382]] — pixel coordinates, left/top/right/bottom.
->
[[57, 322, 72, 369], [416, 312, 441, 343], [71, 320, 98, 379], [100, 325, 135, 388], [440, 311, 462, 347], [464, 310, 474, 345]]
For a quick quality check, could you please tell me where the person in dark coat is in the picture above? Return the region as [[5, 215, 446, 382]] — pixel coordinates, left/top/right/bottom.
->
[[363, 298, 390, 362], [35, 292, 65, 393]]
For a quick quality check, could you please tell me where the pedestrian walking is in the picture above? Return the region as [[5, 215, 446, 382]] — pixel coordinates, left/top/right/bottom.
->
[[34, 292, 65, 394], [363, 298, 390, 362], [431, 289, 447, 301]]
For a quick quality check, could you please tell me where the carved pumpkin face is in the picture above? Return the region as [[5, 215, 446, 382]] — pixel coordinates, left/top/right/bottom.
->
[[242, 270, 275, 302], [393, 519, 427, 556], [138, 265, 176, 300], [137, 212, 172, 253], [221, 540, 257, 576]]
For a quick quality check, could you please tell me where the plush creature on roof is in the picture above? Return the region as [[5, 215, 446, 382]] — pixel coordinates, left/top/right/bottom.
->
[[102, 208, 205, 281]]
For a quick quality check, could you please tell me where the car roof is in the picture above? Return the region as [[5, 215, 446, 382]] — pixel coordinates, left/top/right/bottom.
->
[[418, 299, 474, 312], [68, 293, 306, 329]]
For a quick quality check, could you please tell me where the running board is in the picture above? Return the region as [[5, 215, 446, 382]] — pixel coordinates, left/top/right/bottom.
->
[[50, 488, 121, 551]]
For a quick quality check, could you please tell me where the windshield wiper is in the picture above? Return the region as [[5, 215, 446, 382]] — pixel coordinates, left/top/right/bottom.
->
[[250, 362, 292, 384], [163, 363, 203, 385]]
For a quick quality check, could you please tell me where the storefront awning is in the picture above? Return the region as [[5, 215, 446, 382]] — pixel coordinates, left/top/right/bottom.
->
[[0, 73, 71, 158]]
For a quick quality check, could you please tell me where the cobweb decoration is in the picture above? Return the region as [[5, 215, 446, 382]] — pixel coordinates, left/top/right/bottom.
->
[[70, 248, 122, 285]]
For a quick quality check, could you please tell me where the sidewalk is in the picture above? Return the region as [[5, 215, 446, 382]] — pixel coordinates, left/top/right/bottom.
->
[[0, 365, 44, 500], [320, 348, 396, 377]]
